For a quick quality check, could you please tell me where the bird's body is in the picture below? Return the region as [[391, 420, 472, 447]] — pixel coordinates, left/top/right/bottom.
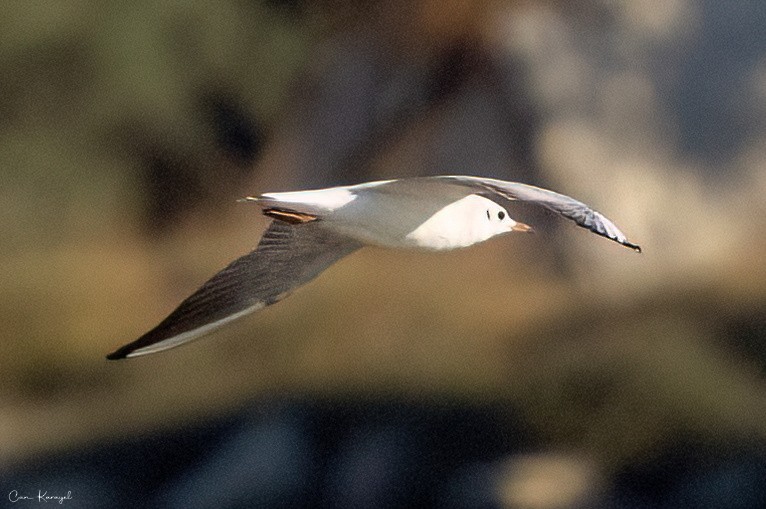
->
[[107, 176, 640, 359], [261, 182, 522, 250]]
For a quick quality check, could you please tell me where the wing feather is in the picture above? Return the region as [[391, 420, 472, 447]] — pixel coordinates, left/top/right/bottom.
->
[[432, 176, 641, 251], [107, 221, 360, 359]]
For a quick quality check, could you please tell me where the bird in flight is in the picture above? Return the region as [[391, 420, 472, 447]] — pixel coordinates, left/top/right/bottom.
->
[[107, 176, 640, 359]]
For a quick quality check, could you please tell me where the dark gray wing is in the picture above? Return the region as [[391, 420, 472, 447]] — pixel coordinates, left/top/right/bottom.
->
[[432, 175, 641, 252], [107, 221, 361, 359]]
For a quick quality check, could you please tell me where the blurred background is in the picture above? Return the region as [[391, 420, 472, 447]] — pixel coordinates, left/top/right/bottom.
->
[[1, 1, 766, 507]]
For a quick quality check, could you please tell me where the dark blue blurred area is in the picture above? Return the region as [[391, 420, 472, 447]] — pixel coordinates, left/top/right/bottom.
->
[[2, 399, 528, 509], [668, 0, 766, 165], [609, 439, 766, 509], [4, 399, 766, 509]]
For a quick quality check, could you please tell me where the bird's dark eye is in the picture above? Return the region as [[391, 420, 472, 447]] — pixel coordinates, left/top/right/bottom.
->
[[498, 211, 505, 220], [486, 210, 490, 220]]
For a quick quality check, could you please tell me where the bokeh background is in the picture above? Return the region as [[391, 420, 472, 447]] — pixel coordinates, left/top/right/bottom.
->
[[2, 1, 766, 507]]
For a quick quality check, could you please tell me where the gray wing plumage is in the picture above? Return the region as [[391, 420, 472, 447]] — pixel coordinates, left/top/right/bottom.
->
[[433, 175, 641, 252], [107, 221, 361, 359]]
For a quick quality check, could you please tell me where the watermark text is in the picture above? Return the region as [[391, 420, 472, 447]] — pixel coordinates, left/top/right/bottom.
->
[[9, 490, 72, 504]]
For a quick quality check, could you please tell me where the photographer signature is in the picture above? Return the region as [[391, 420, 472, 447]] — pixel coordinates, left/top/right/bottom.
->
[[8, 490, 72, 504]]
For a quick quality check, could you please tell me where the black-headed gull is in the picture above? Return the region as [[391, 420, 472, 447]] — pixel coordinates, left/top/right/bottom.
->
[[107, 176, 640, 359]]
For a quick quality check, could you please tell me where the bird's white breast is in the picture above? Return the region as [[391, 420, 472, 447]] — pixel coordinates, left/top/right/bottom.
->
[[403, 195, 498, 250]]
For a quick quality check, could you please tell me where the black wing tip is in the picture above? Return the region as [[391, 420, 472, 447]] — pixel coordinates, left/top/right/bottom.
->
[[106, 334, 153, 360], [623, 240, 642, 253], [106, 347, 130, 360]]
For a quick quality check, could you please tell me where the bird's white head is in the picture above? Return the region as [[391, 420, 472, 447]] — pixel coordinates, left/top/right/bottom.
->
[[405, 194, 532, 250], [473, 197, 532, 241]]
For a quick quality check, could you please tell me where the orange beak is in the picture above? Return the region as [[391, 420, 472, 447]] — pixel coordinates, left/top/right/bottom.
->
[[511, 222, 534, 233]]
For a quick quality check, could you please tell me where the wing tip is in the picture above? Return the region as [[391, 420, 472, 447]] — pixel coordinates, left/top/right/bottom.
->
[[106, 340, 150, 360], [106, 330, 169, 361], [105, 337, 174, 360], [105, 347, 130, 361]]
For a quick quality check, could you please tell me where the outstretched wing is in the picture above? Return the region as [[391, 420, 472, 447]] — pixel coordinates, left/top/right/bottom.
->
[[432, 175, 641, 252], [107, 221, 361, 359]]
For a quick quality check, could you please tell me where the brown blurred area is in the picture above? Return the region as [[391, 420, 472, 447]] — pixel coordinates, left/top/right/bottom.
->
[[1, 1, 766, 507]]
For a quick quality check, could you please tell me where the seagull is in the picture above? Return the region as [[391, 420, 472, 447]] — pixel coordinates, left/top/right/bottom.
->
[[107, 176, 640, 359]]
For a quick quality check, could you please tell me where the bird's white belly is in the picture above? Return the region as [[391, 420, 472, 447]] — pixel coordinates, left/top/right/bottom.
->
[[330, 194, 495, 251], [402, 197, 487, 250]]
